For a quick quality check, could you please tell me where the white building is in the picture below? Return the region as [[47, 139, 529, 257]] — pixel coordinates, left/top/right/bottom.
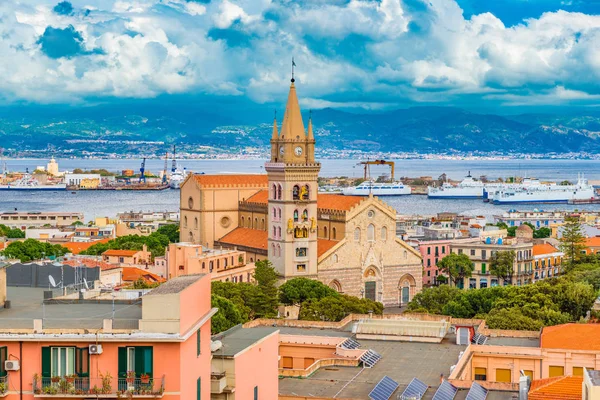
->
[[64, 173, 102, 187]]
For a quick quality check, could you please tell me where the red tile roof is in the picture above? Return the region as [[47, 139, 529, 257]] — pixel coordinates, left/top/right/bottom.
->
[[102, 249, 141, 257], [541, 324, 600, 350], [217, 228, 268, 250], [63, 238, 110, 255], [586, 237, 600, 248], [318, 239, 339, 258], [192, 174, 268, 188], [121, 267, 165, 283], [317, 194, 364, 212], [528, 376, 582, 400], [62, 258, 120, 271], [533, 243, 559, 256], [245, 190, 269, 204]]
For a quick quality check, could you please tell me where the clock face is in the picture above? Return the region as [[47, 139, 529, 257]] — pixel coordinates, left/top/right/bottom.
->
[[279, 146, 285, 155], [294, 146, 303, 156]]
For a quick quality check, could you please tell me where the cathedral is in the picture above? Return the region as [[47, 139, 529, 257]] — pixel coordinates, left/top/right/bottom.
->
[[179, 78, 422, 307]]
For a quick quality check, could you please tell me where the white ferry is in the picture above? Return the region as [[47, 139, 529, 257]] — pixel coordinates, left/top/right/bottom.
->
[[343, 181, 411, 196], [0, 175, 66, 191], [484, 178, 550, 202], [427, 172, 484, 199], [493, 174, 596, 204]]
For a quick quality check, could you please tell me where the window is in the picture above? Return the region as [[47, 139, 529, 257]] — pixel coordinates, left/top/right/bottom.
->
[[119, 257, 124, 263], [197, 377, 201, 400], [277, 184, 282, 200], [184, 216, 188, 228], [297, 264, 306, 272], [469, 278, 477, 289], [188, 197, 194, 209], [549, 366, 564, 377], [324, 226, 328, 238], [573, 367, 584, 376], [197, 328, 201, 356], [254, 386, 258, 400], [296, 248, 307, 257], [332, 227, 337, 240], [481, 250, 487, 260], [470, 249, 476, 256], [442, 247, 446, 254], [293, 185, 300, 200], [474, 367, 487, 381], [367, 224, 375, 242], [294, 210, 299, 222], [481, 263, 486, 274], [52, 347, 76, 377], [354, 228, 361, 242], [427, 247, 431, 255], [302, 209, 308, 221], [427, 259, 431, 267], [118, 347, 153, 379], [458, 249, 463, 255], [272, 184, 276, 199], [496, 369, 511, 383], [194, 217, 198, 229]]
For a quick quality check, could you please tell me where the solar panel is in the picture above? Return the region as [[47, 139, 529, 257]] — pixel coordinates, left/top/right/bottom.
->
[[369, 376, 399, 400], [341, 338, 361, 349], [471, 333, 488, 345], [398, 378, 428, 400], [465, 382, 488, 400], [431, 380, 458, 400], [360, 349, 382, 368]]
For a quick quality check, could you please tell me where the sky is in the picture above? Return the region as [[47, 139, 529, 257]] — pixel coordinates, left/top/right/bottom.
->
[[2, 0, 600, 113]]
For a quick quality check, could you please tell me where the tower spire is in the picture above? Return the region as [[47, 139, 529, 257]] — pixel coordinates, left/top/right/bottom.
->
[[280, 74, 305, 140], [291, 57, 296, 83], [271, 110, 279, 140], [307, 109, 314, 140]]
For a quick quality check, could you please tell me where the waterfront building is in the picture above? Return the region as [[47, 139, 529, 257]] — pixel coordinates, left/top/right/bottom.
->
[[0, 212, 83, 230], [179, 79, 422, 306], [46, 157, 61, 177], [532, 243, 563, 282], [64, 173, 102, 188], [495, 210, 565, 228], [0, 273, 215, 399]]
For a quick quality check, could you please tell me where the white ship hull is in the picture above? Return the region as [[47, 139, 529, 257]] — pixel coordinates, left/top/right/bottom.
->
[[343, 182, 411, 196], [0, 183, 66, 191], [493, 188, 596, 204], [428, 186, 484, 199]]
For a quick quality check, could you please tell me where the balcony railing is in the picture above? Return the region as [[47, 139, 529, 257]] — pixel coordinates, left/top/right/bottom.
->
[[0, 376, 7, 397], [33, 376, 165, 398]]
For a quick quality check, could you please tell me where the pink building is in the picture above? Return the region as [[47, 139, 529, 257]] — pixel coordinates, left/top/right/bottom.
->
[[0, 274, 215, 399], [418, 240, 451, 285], [211, 326, 279, 400], [165, 242, 256, 283]]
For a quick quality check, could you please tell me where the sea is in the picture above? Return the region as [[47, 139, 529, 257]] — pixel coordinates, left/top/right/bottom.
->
[[1, 158, 600, 220]]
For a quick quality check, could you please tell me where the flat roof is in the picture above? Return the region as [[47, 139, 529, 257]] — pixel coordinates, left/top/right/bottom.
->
[[145, 274, 204, 296], [0, 287, 141, 330], [212, 326, 278, 357], [486, 337, 540, 348], [587, 369, 600, 386]]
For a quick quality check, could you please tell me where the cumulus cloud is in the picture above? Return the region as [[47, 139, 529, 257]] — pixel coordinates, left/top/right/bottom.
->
[[0, 0, 600, 109]]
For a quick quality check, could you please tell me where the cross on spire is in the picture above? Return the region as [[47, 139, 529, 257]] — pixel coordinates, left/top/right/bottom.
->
[[291, 57, 296, 83]]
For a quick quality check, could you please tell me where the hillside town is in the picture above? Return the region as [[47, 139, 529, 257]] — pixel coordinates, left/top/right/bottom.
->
[[2, 80, 600, 400]]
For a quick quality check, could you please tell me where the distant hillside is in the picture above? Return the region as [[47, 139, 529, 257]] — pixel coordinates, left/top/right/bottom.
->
[[2, 103, 600, 156]]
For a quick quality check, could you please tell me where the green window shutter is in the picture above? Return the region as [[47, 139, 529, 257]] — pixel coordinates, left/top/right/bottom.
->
[[76, 348, 90, 377], [197, 377, 201, 400], [135, 347, 153, 378], [0, 347, 6, 377], [197, 329, 201, 356], [118, 347, 127, 378], [254, 385, 258, 400], [41, 347, 52, 378], [481, 263, 486, 274]]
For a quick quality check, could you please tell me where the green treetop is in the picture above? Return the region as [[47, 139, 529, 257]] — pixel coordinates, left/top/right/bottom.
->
[[560, 216, 587, 271], [437, 253, 474, 287], [489, 250, 516, 285]]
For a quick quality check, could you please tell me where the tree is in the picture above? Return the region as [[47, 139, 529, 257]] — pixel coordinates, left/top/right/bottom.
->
[[80, 232, 170, 258], [437, 253, 474, 287], [211, 295, 244, 334], [490, 250, 516, 285], [407, 285, 462, 315], [156, 224, 180, 243], [299, 295, 383, 322], [534, 227, 551, 239], [72, 168, 84, 174], [131, 277, 159, 289], [560, 216, 587, 271], [0, 224, 25, 239], [279, 278, 339, 306], [71, 221, 84, 226], [496, 222, 508, 230], [0, 239, 68, 262], [250, 260, 279, 318]]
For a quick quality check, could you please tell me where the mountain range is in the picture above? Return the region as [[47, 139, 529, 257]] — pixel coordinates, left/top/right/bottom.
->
[[2, 102, 600, 156]]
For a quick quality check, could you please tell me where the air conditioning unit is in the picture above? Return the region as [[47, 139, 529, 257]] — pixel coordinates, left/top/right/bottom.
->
[[89, 344, 103, 355], [5, 360, 19, 371]]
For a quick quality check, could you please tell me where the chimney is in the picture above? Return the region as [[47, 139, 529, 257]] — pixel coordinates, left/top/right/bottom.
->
[[0, 264, 7, 308]]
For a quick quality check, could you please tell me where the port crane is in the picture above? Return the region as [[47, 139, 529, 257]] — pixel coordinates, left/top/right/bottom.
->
[[139, 158, 146, 184], [162, 152, 169, 185], [359, 160, 395, 181]]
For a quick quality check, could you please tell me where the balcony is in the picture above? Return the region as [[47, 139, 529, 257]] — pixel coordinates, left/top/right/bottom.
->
[[0, 376, 7, 397], [211, 372, 227, 394], [33, 376, 165, 398]]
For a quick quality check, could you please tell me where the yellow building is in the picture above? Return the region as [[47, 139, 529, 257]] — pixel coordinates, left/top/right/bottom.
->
[[80, 178, 100, 189], [179, 78, 422, 307]]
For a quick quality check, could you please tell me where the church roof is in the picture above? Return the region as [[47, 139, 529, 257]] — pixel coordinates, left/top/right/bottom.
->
[[240, 190, 364, 212], [217, 228, 268, 250], [317, 239, 339, 258], [280, 82, 305, 139], [528, 376, 582, 400], [192, 174, 268, 188]]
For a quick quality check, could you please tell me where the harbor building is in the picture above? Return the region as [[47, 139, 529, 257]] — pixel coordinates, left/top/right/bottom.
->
[[180, 78, 422, 306], [0, 212, 83, 230]]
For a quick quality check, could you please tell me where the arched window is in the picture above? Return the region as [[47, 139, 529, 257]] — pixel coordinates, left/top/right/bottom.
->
[[278, 208, 282, 219], [404, 250, 408, 259], [294, 209, 299, 222], [217, 260, 220, 268], [332, 227, 337, 240], [194, 217, 198, 229], [247, 218, 251, 228], [189, 232, 194, 241], [184, 216, 188, 228], [254, 218, 258, 228], [240, 275, 243, 282], [261, 218, 265, 230], [277, 184, 282, 200], [202, 262, 205, 270], [333, 254, 338, 263], [272, 208, 277, 220], [367, 224, 375, 242], [277, 244, 281, 257], [209, 261, 214, 271], [272, 184, 277, 199], [233, 277, 237, 283], [354, 228, 361, 242], [273, 226, 277, 238], [381, 226, 388, 241], [250, 258, 254, 262], [277, 226, 281, 238], [293, 185, 300, 200], [324, 226, 328, 238], [301, 185, 310, 200], [302, 209, 308, 221], [224, 258, 228, 267], [272, 243, 276, 256], [241, 216, 245, 226], [302, 227, 308, 238]]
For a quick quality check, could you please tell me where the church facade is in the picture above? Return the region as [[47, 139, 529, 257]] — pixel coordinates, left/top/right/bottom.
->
[[180, 79, 422, 307]]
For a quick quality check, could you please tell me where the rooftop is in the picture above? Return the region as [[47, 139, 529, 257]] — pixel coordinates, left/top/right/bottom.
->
[[528, 376, 582, 400], [217, 227, 268, 250], [317, 239, 339, 258], [541, 323, 600, 350], [586, 237, 600, 247], [212, 326, 279, 357], [102, 249, 141, 257], [121, 267, 165, 284], [239, 189, 365, 212], [145, 274, 203, 296], [486, 337, 541, 347], [533, 243, 560, 256], [586, 369, 600, 386], [62, 257, 120, 271], [192, 174, 268, 188]]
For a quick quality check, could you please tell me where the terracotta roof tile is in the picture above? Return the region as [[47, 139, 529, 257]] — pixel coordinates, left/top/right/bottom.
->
[[541, 323, 600, 350], [533, 243, 560, 256], [102, 249, 140, 257], [63, 238, 110, 255], [586, 237, 600, 247], [245, 190, 269, 204], [318, 239, 339, 258], [121, 267, 165, 283], [62, 258, 120, 271], [318, 194, 364, 212], [192, 174, 268, 188], [529, 376, 582, 400], [217, 228, 268, 250]]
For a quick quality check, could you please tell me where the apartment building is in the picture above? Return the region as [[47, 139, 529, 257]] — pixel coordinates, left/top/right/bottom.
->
[[532, 243, 563, 282], [102, 247, 152, 267], [418, 240, 451, 286], [0, 212, 83, 230], [0, 273, 215, 399]]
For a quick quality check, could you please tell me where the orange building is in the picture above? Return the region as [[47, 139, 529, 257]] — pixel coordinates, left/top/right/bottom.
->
[[0, 274, 215, 399], [102, 247, 151, 266], [532, 243, 563, 282], [585, 237, 600, 255]]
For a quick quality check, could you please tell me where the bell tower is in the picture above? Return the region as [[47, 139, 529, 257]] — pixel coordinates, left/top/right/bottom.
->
[[266, 71, 320, 278]]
